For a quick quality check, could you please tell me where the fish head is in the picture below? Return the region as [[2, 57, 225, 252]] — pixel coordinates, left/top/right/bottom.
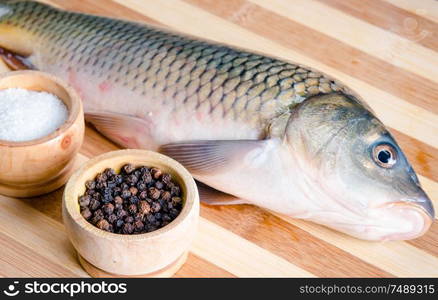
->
[[285, 92, 434, 240]]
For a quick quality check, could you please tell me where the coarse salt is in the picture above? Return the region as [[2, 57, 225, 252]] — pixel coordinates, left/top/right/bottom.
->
[[0, 88, 68, 142]]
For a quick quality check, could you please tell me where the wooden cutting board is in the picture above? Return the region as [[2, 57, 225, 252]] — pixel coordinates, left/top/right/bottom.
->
[[1, 0, 437, 277]]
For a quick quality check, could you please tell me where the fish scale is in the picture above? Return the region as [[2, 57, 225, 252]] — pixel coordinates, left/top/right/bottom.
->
[[2, 0, 344, 130]]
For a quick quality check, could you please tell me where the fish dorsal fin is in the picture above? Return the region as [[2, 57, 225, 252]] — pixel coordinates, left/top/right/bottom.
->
[[196, 181, 250, 206], [159, 139, 271, 174]]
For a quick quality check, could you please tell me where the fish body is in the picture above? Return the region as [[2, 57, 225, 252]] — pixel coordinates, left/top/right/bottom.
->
[[0, 0, 434, 240]]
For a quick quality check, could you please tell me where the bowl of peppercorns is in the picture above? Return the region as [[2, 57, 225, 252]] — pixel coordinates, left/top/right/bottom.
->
[[62, 149, 199, 277]]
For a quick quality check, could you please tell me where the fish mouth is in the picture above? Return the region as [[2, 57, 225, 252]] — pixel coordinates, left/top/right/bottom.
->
[[379, 201, 434, 241], [414, 195, 435, 220]]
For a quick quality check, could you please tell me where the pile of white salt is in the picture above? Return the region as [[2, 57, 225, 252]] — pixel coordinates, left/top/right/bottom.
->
[[0, 88, 68, 142]]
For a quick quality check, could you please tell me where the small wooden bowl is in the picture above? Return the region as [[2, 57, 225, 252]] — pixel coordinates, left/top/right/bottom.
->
[[0, 70, 84, 198], [62, 149, 200, 277]]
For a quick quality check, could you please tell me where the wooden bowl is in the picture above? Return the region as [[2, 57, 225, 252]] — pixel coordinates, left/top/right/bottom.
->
[[0, 70, 84, 198], [62, 149, 200, 277]]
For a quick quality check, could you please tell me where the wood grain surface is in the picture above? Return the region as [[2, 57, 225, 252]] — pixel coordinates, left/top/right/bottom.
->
[[1, 0, 437, 277]]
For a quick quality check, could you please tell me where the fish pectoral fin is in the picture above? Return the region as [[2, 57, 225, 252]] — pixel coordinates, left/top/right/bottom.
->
[[160, 139, 270, 174], [0, 46, 34, 70], [196, 181, 250, 206], [85, 111, 151, 148]]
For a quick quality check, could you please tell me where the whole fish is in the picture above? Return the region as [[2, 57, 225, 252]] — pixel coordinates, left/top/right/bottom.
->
[[0, 0, 434, 240]]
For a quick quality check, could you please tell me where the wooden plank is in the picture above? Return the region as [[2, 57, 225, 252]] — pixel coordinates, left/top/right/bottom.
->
[[275, 214, 438, 277], [0, 196, 88, 277], [39, 0, 159, 24], [0, 232, 80, 277], [201, 204, 391, 277], [192, 218, 315, 277], [391, 129, 438, 182], [0, 0, 435, 278], [250, 0, 438, 85], [418, 176, 438, 216], [319, 0, 438, 51], [384, 0, 438, 23], [407, 223, 438, 257], [175, 253, 235, 278]]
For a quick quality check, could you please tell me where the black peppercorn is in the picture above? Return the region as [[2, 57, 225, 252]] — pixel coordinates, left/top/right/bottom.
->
[[85, 180, 96, 190], [142, 172, 152, 184], [79, 195, 91, 207], [171, 197, 182, 206], [89, 198, 100, 211], [137, 182, 147, 191], [138, 201, 151, 215], [129, 196, 139, 205], [162, 173, 172, 185], [134, 213, 143, 222], [114, 196, 123, 206], [95, 181, 107, 190], [155, 181, 164, 189], [96, 219, 110, 231], [86, 188, 95, 196], [170, 208, 180, 218], [91, 213, 104, 225], [114, 174, 123, 184], [151, 168, 162, 180], [127, 174, 138, 185], [122, 223, 134, 234], [148, 187, 161, 200], [134, 220, 144, 231], [139, 190, 148, 200], [81, 208, 92, 220], [92, 192, 102, 201], [121, 189, 131, 199], [128, 204, 137, 214], [129, 186, 138, 196], [116, 209, 127, 219], [96, 172, 107, 183], [106, 180, 117, 188], [113, 186, 121, 195], [108, 214, 117, 224], [151, 202, 161, 213], [163, 214, 172, 222], [124, 216, 134, 224], [170, 185, 181, 196], [104, 168, 116, 177], [116, 219, 124, 228], [161, 191, 171, 202], [122, 164, 135, 174], [94, 208, 104, 217], [146, 214, 156, 223], [102, 203, 114, 215]]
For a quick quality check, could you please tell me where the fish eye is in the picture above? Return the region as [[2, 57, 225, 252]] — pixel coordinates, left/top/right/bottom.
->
[[372, 143, 397, 168]]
